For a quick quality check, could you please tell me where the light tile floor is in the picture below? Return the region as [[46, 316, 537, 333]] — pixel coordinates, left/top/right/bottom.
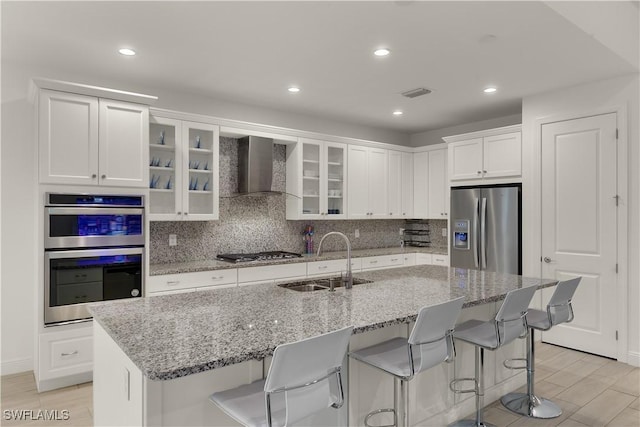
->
[[0, 343, 638, 426]]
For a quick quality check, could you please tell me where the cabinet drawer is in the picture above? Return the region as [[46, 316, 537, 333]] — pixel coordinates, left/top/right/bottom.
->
[[402, 253, 416, 266], [39, 325, 93, 380], [307, 258, 361, 276], [431, 255, 449, 266], [362, 255, 404, 270], [147, 269, 237, 293], [238, 263, 307, 284], [415, 253, 432, 265]]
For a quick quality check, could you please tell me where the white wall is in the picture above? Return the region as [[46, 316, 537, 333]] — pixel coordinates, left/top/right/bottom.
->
[[522, 73, 640, 365], [409, 113, 522, 147], [0, 62, 411, 374]]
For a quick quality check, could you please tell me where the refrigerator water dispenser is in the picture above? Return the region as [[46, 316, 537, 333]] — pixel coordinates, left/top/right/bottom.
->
[[453, 220, 470, 250]]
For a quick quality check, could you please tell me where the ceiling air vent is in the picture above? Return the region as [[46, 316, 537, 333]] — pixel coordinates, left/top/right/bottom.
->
[[401, 87, 432, 99]]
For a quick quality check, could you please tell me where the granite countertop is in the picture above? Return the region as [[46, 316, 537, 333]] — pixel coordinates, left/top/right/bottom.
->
[[89, 265, 556, 381], [149, 246, 448, 276]]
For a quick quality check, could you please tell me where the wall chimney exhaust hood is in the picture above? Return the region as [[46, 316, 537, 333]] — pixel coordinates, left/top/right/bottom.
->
[[237, 136, 278, 194]]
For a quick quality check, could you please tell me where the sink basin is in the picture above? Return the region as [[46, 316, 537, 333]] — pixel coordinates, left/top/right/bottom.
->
[[277, 277, 373, 292]]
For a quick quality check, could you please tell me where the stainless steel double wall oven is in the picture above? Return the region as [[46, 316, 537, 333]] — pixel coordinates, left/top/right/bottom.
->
[[44, 193, 145, 325]]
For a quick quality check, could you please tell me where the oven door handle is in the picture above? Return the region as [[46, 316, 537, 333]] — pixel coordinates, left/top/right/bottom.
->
[[46, 207, 145, 216], [45, 247, 144, 260]]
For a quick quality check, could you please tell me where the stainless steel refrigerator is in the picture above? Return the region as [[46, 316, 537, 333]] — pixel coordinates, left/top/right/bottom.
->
[[450, 185, 521, 274]]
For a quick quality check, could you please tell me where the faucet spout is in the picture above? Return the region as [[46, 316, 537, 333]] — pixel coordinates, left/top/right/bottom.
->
[[317, 231, 353, 289]]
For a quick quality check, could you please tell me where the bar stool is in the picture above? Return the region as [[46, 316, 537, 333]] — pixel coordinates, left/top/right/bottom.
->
[[350, 297, 466, 427], [449, 285, 537, 427], [500, 277, 581, 419], [209, 325, 353, 427]]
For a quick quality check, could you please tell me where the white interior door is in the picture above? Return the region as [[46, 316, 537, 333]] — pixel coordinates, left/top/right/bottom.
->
[[540, 113, 617, 358]]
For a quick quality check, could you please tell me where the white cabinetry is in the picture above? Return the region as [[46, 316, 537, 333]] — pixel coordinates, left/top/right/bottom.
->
[[238, 263, 307, 286], [445, 125, 522, 183], [37, 323, 93, 391], [39, 90, 148, 187], [146, 269, 237, 295], [149, 115, 219, 221], [361, 254, 404, 271], [388, 150, 402, 217], [413, 145, 448, 219], [286, 138, 347, 219], [401, 152, 414, 218], [427, 148, 448, 218], [431, 254, 449, 266], [348, 145, 388, 219]]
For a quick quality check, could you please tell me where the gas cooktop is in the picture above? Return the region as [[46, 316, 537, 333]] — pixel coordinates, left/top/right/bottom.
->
[[216, 251, 302, 263]]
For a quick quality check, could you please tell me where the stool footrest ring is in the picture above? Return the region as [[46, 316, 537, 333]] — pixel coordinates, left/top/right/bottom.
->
[[503, 358, 527, 370], [449, 378, 477, 394], [364, 408, 396, 427]]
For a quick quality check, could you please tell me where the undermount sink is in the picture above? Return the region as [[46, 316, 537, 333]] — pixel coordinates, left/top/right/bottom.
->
[[278, 277, 373, 292]]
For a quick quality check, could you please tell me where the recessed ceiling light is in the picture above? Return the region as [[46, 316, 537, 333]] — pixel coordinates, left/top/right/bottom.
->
[[118, 48, 136, 56], [374, 48, 391, 57], [393, 110, 403, 116], [483, 87, 497, 93], [288, 87, 300, 93]]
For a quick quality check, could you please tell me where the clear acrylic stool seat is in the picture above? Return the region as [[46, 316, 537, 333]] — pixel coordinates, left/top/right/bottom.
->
[[449, 286, 538, 427], [500, 277, 581, 419], [350, 297, 466, 427]]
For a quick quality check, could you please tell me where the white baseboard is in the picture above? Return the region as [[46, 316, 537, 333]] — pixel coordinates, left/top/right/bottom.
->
[[1, 357, 33, 376], [628, 351, 640, 367]]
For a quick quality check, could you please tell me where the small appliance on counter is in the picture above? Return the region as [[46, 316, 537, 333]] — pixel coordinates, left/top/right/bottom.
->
[[216, 251, 302, 263]]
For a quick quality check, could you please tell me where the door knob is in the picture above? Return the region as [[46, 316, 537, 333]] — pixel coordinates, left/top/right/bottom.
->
[[543, 257, 552, 263], [101, 174, 106, 179]]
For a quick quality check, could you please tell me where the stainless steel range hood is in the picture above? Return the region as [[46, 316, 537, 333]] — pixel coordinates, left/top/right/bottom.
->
[[237, 136, 277, 194]]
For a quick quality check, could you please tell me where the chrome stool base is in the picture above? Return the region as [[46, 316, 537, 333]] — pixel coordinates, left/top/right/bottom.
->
[[449, 419, 497, 427], [500, 392, 562, 419]]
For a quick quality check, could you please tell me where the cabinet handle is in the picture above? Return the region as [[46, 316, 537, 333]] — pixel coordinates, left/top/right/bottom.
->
[[101, 174, 106, 179], [61, 351, 78, 357], [370, 260, 378, 264], [477, 171, 482, 175], [403, 213, 406, 215], [389, 212, 393, 215], [91, 174, 97, 179], [184, 212, 189, 215], [167, 280, 180, 286], [211, 276, 224, 280], [391, 258, 399, 262], [483, 170, 487, 173], [177, 211, 182, 215], [318, 265, 328, 270]]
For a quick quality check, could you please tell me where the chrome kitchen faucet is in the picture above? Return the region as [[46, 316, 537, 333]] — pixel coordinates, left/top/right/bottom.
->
[[317, 231, 353, 289]]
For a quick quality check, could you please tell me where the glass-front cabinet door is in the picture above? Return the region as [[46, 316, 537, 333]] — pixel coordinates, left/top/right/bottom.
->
[[302, 140, 322, 217], [182, 121, 219, 221], [288, 138, 347, 220], [149, 116, 181, 220], [148, 116, 219, 221], [324, 142, 346, 219]]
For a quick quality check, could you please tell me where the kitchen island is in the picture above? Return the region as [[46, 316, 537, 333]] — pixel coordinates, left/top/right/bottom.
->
[[90, 265, 556, 426]]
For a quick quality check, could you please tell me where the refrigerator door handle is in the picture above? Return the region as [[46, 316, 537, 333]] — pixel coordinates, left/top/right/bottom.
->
[[473, 197, 479, 268], [481, 197, 487, 269]]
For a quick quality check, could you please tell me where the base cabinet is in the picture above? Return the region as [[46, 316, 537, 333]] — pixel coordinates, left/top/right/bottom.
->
[[37, 323, 93, 391]]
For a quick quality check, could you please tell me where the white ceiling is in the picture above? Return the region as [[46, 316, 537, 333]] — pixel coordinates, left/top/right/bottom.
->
[[2, 1, 638, 134]]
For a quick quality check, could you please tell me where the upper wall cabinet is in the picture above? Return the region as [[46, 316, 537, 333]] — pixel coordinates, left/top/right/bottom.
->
[[39, 90, 149, 187], [149, 116, 219, 221], [387, 151, 414, 218], [286, 138, 347, 220], [413, 146, 448, 219], [444, 125, 521, 184], [348, 145, 388, 219]]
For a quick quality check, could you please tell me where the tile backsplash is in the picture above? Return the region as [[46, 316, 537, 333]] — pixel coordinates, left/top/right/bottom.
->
[[149, 137, 448, 264]]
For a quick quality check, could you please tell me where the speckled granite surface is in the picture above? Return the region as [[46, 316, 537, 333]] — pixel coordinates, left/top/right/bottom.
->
[[149, 246, 448, 275], [89, 265, 556, 381]]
